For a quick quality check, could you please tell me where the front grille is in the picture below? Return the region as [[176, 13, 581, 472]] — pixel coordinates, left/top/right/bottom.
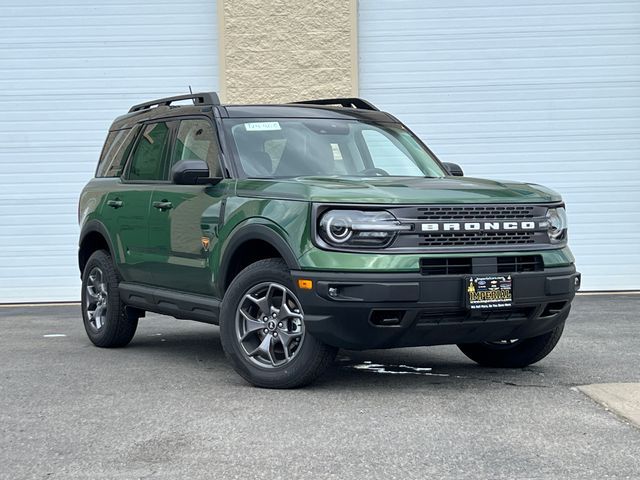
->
[[414, 205, 536, 220], [417, 307, 534, 326], [389, 203, 552, 251], [420, 255, 543, 275], [418, 231, 536, 247]]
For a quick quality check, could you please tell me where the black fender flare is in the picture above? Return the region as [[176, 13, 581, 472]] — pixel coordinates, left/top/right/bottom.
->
[[78, 219, 118, 274], [218, 223, 300, 292]]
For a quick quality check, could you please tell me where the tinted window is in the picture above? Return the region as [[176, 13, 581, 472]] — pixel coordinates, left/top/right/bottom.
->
[[224, 118, 446, 178], [96, 127, 139, 178], [172, 119, 220, 176], [127, 122, 171, 181], [361, 129, 424, 176]]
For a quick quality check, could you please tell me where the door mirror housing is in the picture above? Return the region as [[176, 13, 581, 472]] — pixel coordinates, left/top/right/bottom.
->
[[171, 159, 221, 185], [443, 162, 464, 176]]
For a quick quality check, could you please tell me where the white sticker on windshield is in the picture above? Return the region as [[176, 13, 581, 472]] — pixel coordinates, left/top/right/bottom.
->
[[244, 122, 281, 131]]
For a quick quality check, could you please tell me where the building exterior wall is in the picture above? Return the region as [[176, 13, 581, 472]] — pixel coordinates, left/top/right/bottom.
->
[[358, 0, 640, 291], [0, 1, 636, 301], [219, 0, 358, 103], [0, 0, 219, 302]]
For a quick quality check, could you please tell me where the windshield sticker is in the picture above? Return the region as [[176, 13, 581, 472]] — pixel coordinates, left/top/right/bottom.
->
[[244, 122, 281, 131], [330, 143, 343, 160]]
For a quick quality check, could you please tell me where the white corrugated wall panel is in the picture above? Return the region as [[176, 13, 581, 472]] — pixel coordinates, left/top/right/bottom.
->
[[359, 0, 640, 291], [0, 0, 218, 302]]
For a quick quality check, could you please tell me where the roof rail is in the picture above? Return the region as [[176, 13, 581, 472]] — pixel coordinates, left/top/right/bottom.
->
[[129, 92, 220, 113], [290, 97, 379, 111]]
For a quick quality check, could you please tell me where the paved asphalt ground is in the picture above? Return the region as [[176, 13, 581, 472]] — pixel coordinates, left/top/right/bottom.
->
[[1, 294, 639, 479]]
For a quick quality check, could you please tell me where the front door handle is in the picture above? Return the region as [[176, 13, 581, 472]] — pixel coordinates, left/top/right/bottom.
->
[[153, 200, 173, 211], [106, 199, 123, 209]]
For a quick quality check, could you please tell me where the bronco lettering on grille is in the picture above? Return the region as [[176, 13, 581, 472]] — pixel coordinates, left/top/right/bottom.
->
[[421, 221, 539, 232]]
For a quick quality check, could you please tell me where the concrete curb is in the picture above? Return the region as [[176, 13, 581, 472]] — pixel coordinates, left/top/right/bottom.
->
[[578, 383, 640, 428]]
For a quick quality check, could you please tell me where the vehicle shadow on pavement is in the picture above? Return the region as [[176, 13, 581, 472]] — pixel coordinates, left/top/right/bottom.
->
[[124, 324, 559, 390], [321, 349, 559, 390], [125, 327, 228, 362]]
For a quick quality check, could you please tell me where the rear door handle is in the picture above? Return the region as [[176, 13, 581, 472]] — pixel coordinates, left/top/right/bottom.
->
[[153, 200, 173, 211], [106, 199, 123, 209]]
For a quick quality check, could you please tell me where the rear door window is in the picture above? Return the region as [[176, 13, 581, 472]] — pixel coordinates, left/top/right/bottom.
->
[[126, 122, 171, 181]]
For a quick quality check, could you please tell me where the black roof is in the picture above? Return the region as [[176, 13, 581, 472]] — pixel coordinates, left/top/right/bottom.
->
[[222, 104, 396, 122], [110, 104, 200, 130], [110, 93, 397, 130]]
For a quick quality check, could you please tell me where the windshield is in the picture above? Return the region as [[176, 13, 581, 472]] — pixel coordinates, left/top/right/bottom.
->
[[223, 118, 446, 178]]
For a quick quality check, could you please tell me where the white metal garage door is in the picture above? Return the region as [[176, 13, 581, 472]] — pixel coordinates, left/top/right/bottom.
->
[[359, 0, 640, 291], [0, 1, 219, 302]]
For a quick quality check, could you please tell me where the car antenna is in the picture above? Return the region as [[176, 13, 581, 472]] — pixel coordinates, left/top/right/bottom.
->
[[188, 85, 194, 104]]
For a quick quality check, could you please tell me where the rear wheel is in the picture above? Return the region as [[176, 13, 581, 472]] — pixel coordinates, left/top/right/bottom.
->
[[81, 250, 138, 348], [220, 258, 337, 388], [457, 322, 565, 368]]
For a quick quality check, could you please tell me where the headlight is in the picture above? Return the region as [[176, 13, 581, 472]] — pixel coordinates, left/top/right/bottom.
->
[[546, 207, 568, 242], [318, 210, 410, 248]]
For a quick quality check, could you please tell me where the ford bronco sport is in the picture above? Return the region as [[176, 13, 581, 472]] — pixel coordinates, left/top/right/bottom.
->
[[78, 92, 580, 388]]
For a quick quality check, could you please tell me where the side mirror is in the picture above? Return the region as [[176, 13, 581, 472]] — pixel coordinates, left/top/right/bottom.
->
[[171, 159, 220, 185], [443, 162, 464, 176]]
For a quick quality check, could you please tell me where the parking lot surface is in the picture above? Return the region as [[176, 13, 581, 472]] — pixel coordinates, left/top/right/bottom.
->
[[1, 294, 639, 479]]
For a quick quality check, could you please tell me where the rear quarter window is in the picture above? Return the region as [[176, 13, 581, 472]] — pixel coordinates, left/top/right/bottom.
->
[[96, 126, 139, 178]]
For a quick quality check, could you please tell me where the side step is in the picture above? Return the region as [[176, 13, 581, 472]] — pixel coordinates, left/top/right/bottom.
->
[[119, 282, 220, 325]]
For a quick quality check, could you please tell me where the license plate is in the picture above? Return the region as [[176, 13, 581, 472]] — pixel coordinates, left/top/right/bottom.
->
[[466, 275, 513, 309]]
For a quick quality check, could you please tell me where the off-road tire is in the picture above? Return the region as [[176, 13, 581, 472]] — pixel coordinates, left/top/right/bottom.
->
[[81, 250, 138, 348], [457, 322, 565, 368], [219, 258, 337, 389]]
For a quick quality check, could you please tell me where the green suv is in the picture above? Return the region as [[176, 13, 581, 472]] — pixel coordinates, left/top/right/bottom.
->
[[78, 92, 580, 388]]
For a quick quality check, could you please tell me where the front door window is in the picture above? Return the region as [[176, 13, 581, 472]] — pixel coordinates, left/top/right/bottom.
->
[[171, 119, 221, 177]]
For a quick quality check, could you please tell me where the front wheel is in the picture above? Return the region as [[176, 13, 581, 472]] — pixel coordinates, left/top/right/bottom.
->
[[219, 259, 337, 388], [457, 322, 565, 368]]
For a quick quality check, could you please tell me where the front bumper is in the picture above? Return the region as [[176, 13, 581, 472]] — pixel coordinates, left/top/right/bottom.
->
[[291, 266, 580, 350]]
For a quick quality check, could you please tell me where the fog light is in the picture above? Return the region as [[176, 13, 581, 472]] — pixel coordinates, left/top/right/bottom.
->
[[328, 287, 339, 298], [574, 275, 581, 291]]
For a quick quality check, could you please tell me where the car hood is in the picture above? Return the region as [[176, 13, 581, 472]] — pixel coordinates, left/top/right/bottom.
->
[[235, 176, 562, 204]]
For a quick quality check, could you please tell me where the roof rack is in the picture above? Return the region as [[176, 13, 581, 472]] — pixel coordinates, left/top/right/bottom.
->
[[290, 97, 379, 111], [129, 92, 220, 113]]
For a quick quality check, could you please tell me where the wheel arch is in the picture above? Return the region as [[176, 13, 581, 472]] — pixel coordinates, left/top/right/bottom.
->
[[78, 220, 118, 276], [219, 223, 300, 295]]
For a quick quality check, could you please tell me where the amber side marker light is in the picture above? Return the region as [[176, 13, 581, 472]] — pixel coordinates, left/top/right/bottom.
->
[[297, 279, 313, 290]]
